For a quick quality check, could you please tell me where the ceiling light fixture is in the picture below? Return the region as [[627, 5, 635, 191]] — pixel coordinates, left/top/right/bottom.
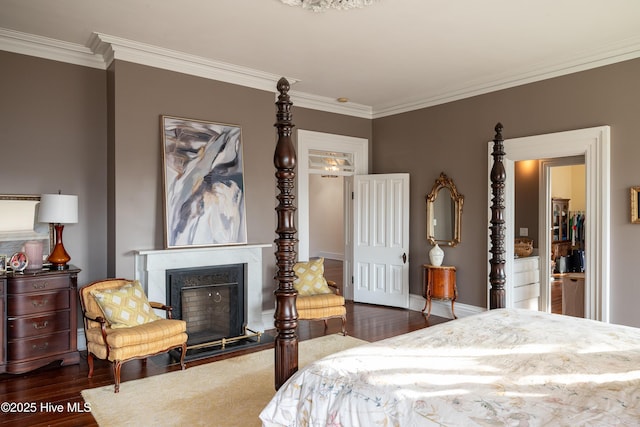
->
[[280, 0, 376, 12]]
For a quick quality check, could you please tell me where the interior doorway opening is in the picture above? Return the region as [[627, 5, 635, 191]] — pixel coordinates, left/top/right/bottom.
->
[[296, 130, 369, 301], [487, 125, 610, 322], [515, 157, 586, 317]]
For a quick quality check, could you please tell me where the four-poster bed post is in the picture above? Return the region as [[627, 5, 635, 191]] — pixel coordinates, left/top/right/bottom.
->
[[273, 77, 299, 390], [489, 122, 506, 309]]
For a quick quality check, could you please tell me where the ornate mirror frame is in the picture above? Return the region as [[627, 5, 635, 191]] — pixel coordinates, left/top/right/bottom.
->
[[426, 172, 464, 247]]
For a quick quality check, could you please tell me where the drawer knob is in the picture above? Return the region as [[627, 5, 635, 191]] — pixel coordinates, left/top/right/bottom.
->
[[33, 282, 48, 289], [32, 299, 49, 307], [33, 320, 49, 330]]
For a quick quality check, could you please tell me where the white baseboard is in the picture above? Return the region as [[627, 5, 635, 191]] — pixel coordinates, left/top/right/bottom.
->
[[408, 293, 485, 319], [77, 328, 86, 351], [262, 310, 275, 331]]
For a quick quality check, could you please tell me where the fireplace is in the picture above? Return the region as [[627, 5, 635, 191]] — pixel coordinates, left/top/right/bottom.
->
[[167, 264, 245, 347], [133, 244, 271, 335]]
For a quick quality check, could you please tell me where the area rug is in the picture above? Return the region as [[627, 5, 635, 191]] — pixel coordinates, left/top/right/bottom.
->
[[81, 334, 367, 427]]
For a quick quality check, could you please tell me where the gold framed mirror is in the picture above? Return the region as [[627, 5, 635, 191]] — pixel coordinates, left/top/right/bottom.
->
[[0, 194, 54, 261], [426, 173, 464, 247]]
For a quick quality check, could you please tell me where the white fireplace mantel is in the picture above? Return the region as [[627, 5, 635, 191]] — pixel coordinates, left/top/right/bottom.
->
[[134, 243, 272, 332]]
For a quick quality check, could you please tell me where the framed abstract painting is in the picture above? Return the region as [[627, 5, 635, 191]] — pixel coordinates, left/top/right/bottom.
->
[[161, 116, 247, 248]]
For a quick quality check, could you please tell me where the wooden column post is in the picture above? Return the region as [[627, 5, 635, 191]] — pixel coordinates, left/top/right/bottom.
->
[[273, 77, 299, 389], [489, 122, 507, 309]]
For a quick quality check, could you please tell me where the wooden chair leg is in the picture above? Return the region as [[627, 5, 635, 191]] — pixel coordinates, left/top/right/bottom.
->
[[341, 316, 347, 336], [323, 319, 329, 330], [180, 342, 187, 370], [113, 361, 122, 393], [87, 352, 94, 378]]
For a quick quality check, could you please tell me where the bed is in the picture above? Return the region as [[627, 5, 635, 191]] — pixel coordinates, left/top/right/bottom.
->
[[267, 80, 640, 425], [260, 308, 640, 425]]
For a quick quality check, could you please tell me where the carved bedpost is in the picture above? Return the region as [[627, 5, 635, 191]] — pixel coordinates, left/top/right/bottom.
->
[[489, 123, 506, 309], [273, 77, 299, 389]]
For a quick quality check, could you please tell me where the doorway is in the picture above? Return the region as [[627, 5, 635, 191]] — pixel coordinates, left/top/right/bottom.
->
[[487, 125, 610, 322], [516, 158, 586, 316], [297, 130, 369, 301]]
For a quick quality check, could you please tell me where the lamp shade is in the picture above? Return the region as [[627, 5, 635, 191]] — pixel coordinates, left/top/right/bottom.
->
[[38, 194, 78, 224]]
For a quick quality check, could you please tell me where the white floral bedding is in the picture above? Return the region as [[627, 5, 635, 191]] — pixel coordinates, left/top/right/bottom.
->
[[260, 309, 640, 426]]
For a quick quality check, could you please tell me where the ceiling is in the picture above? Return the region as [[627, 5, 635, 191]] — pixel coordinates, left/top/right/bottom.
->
[[1, 0, 640, 118]]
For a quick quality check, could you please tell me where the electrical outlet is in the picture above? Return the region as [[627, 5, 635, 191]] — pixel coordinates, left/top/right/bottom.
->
[[519, 227, 528, 236]]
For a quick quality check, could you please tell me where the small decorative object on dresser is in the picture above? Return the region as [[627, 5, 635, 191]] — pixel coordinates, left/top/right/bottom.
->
[[514, 237, 533, 257], [9, 252, 28, 272], [422, 264, 457, 319]]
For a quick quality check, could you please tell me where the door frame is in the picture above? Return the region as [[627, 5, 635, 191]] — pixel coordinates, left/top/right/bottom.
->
[[297, 130, 369, 300], [487, 125, 610, 322]]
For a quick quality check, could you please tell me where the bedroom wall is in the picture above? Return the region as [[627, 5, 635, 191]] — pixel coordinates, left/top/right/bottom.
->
[[309, 174, 344, 260], [107, 60, 371, 309], [515, 160, 539, 249], [0, 52, 371, 314], [4, 48, 639, 327], [372, 57, 640, 327], [0, 50, 108, 287]]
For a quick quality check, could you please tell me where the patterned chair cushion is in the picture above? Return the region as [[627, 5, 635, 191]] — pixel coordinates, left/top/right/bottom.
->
[[90, 280, 161, 329], [293, 257, 332, 296]]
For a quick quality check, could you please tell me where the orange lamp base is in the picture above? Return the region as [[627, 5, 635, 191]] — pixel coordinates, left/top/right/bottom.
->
[[48, 224, 71, 270]]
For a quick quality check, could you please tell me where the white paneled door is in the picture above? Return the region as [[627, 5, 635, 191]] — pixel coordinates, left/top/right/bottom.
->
[[353, 174, 410, 308]]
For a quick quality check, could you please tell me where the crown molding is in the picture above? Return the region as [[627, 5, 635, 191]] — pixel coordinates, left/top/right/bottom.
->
[[0, 28, 105, 69], [87, 33, 298, 93], [373, 35, 640, 118], [289, 90, 372, 118], [3, 27, 640, 120]]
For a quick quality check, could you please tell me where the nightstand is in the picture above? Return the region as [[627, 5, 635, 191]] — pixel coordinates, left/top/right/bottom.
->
[[422, 264, 457, 319]]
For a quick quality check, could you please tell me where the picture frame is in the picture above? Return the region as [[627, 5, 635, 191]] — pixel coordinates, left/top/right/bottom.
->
[[161, 116, 247, 248], [631, 186, 640, 224], [0, 194, 54, 260]]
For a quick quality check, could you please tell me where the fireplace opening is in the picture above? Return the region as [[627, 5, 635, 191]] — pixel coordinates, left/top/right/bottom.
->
[[167, 264, 251, 348]]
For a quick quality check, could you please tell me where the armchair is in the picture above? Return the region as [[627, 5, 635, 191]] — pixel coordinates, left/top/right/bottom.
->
[[294, 258, 347, 335], [79, 278, 188, 392]]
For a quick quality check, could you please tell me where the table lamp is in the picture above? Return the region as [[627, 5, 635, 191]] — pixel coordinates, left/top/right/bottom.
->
[[38, 193, 78, 270]]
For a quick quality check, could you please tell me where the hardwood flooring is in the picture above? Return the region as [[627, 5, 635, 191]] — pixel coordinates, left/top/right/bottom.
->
[[0, 299, 447, 427]]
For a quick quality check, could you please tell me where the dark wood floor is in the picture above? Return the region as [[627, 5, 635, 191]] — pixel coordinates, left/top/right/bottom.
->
[[0, 301, 447, 427]]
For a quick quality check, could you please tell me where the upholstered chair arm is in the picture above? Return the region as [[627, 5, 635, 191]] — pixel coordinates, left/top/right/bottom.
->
[[82, 310, 110, 356], [83, 310, 107, 324], [150, 301, 174, 319], [327, 280, 340, 295]]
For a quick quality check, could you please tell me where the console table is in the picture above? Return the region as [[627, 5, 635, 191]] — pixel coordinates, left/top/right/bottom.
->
[[4, 266, 80, 374], [422, 264, 457, 319]]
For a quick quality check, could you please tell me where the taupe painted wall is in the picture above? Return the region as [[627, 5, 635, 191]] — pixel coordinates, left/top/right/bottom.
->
[[373, 57, 640, 327], [0, 51, 108, 286], [108, 61, 371, 309], [3, 49, 640, 327], [515, 160, 540, 248]]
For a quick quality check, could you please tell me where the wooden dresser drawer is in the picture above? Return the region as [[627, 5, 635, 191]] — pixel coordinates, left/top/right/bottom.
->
[[8, 275, 69, 294], [7, 311, 70, 339], [7, 290, 70, 317], [7, 331, 71, 361]]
